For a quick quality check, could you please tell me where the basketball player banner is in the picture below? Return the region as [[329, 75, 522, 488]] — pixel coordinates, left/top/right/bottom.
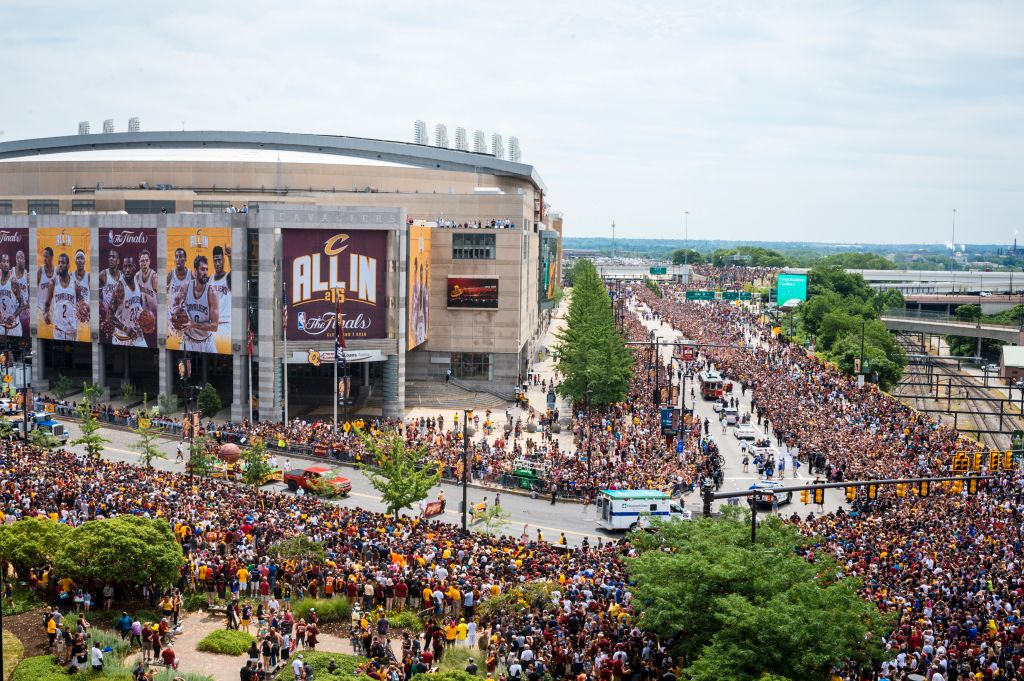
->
[[407, 224, 431, 350], [0, 227, 30, 338], [165, 227, 233, 354], [35, 227, 91, 342], [282, 229, 387, 341], [99, 228, 159, 347]]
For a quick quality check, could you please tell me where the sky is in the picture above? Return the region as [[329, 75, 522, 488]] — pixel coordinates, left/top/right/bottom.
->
[[1, 0, 1022, 245]]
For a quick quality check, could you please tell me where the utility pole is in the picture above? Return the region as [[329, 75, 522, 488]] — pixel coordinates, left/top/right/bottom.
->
[[461, 409, 472, 531]]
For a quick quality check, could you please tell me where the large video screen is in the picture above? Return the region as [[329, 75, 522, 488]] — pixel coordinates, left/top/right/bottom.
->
[[447, 277, 499, 309], [777, 273, 808, 304], [408, 225, 431, 350], [282, 229, 388, 341], [0, 227, 30, 338], [99, 228, 158, 347], [36, 227, 91, 342], [166, 227, 233, 354]]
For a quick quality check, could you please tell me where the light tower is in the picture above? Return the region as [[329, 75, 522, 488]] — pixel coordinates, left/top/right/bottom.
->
[[434, 123, 449, 148], [414, 120, 429, 145], [102, 119, 114, 134], [491, 133, 504, 159], [454, 127, 468, 151], [508, 136, 521, 162], [472, 130, 487, 153]]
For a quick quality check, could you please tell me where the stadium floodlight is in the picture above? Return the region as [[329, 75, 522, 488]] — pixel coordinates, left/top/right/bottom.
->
[[508, 136, 521, 162], [128, 117, 140, 132], [491, 133, 504, 159], [473, 130, 487, 153], [103, 119, 114, 134], [434, 123, 449, 148], [78, 121, 90, 135], [454, 127, 468, 151], [413, 120, 429, 145]]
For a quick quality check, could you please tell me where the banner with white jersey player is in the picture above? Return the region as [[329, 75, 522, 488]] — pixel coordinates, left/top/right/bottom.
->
[[165, 227, 232, 354], [99, 228, 158, 347], [36, 227, 91, 342], [0, 228, 30, 338]]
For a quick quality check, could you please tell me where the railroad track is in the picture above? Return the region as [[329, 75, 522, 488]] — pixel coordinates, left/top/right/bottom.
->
[[894, 335, 1017, 450]]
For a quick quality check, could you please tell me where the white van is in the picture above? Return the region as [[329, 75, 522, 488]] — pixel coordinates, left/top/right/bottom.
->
[[596, 490, 691, 531], [724, 406, 739, 425]]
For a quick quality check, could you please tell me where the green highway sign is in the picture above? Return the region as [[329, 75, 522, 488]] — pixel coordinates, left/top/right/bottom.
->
[[649, 266, 667, 275], [740, 291, 752, 300], [722, 291, 739, 300], [685, 290, 715, 301]]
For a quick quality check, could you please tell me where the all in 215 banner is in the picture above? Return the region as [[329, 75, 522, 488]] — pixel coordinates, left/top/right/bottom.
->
[[282, 229, 388, 341]]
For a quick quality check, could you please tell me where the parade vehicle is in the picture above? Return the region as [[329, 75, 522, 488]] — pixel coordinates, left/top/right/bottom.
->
[[748, 481, 792, 508], [734, 424, 760, 440], [698, 370, 724, 400], [723, 406, 739, 425], [14, 411, 69, 445], [596, 489, 691, 531], [283, 466, 352, 496], [0, 398, 17, 415]]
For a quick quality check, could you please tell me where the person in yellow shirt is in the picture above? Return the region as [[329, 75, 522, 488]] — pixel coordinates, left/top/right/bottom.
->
[[445, 621, 458, 646], [456, 619, 468, 644]]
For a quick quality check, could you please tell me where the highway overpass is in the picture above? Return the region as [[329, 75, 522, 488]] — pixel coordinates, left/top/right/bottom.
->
[[881, 311, 1024, 344]]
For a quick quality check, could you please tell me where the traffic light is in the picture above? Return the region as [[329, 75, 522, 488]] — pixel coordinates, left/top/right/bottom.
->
[[1006, 451, 1016, 470], [918, 481, 930, 498], [951, 480, 963, 494], [813, 488, 824, 505], [867, 484, 878, 500], [800, 490, 810, 504], [896, 483, 907, 497], [973, 452, 984, 472], [967, 477, 979, 495], [845, 486, 857, 502]]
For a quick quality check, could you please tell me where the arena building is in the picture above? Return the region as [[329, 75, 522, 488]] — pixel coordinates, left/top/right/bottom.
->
[[0, 130, 563, 421]]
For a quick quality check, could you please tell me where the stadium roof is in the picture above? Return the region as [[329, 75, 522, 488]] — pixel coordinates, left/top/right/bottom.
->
[[0, 130, 546, 192]]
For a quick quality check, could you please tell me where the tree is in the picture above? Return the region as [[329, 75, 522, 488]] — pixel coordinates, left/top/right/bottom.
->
[[0, 418, 14, 440], [54, 516, 184, 588], [268, 536, 327, 563], [357, 429, 440, 517], [30, 428, 60, 449], [474, 504, 511, 536], [52, 373, 72, 399], [72, 396, 109, 461], [815, 252, 896, 270], [187, 434, 216, 477], [133, 394, 166, 468], [242, 439, 275, 486], [826, 319, 907, 390], [0, 518, 70, 578], [628, 509, 891, 681], [554, 259, 634, 405], [670, 248, 704, 265], [197, 383, 222, 418]]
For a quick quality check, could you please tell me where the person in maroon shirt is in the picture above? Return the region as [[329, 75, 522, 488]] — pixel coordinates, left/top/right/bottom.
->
[[160, 645, 179, 670]]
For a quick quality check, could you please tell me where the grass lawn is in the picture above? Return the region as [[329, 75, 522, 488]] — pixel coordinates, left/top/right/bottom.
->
[[3, 631, 24, 681]]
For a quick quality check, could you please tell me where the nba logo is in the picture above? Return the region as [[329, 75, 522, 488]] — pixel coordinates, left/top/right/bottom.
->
[[297, 312, 306, 331]]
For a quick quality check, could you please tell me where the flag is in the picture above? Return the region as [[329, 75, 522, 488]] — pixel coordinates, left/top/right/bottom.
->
[[247, 313, 254, 355], [335, 298, 346, 404]]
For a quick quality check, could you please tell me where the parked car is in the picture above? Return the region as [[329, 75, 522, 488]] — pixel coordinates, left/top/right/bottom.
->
[[734, 424, 759, 440], [985, 364, 1000, 373]]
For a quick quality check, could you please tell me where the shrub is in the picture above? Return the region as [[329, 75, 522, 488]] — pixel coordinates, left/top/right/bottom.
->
[[195, 629, 255, 656], [183, 593, 210, 612], [197, 383, 222, 418], [293, 596, 351, 623], [436, 647, 480, 676], [52, 374, 72, 400], [3, 631, 25, 680], [413, 671, 479, 681], [386, 610, 423, 633], [90, 627, 130, 660], [272, 651, 366, 681]]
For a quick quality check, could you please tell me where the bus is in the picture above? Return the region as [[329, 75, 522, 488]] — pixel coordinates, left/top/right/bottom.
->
[[698, 370, 723, 400]]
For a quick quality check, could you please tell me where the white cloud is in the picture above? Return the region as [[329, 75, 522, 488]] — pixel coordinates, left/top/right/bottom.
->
[[0, 0, 1021, 244]]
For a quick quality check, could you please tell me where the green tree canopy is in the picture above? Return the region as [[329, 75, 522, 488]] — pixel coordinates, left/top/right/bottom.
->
[[197, 383, 222, 418], [72, 395, 109, 461], [53, 516, 184, 588], [357, 429, 440, 517], [711, 247, 788, 267], [0, 518, 70, 577], [555, 259, 633, 405], [133, 394, 165, 468], [628, 510, 890, 681], [670, 248, 704, 265], [814, 252, 896, 270]]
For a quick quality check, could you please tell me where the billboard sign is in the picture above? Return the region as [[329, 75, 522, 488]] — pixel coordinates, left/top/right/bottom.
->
[[447, 277, 498, 309], [283, 229, 388, 341], [99, 228, 158, 347], [777, 273, 808, 304], [408, 225, 431, 350], [165, 227, 233, 354], [0, 228, 30, 338], [660, 407, 676, 436], [36, 227, 91, 342]]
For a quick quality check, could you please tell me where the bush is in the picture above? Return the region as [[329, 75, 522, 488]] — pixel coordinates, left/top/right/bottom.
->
[[90, 628, 130, 660], [436, 648, 480, 676], [413, 671, 479, 681], [272, 651, 366, 681], [5, 584, 42, 615], [197, 383, 222, 418], [183, 593, 210, 612], [386, 610, 423, 633], [11, 655, 66, 681], [4, 630, 25, 680], [293, 596, 351, 623], [195, 629, 255, 656]]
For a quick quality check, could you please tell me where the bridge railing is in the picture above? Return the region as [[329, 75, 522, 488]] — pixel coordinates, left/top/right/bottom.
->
[[882, 308, 1021, 329]]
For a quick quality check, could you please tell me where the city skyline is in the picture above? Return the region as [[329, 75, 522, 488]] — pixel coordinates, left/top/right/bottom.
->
[[1, 0, 1021, 244]]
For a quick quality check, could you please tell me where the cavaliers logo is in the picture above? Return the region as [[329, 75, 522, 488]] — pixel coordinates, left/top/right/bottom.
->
[[324, 233, 350, 256], [307, 349, 322, 367]]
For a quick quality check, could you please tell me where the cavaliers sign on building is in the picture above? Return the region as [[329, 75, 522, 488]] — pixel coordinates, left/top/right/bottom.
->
[[283, 229, 387, 341]]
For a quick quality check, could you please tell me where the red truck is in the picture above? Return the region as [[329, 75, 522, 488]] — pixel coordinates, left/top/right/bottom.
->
[[283, 466, 352, 496]]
